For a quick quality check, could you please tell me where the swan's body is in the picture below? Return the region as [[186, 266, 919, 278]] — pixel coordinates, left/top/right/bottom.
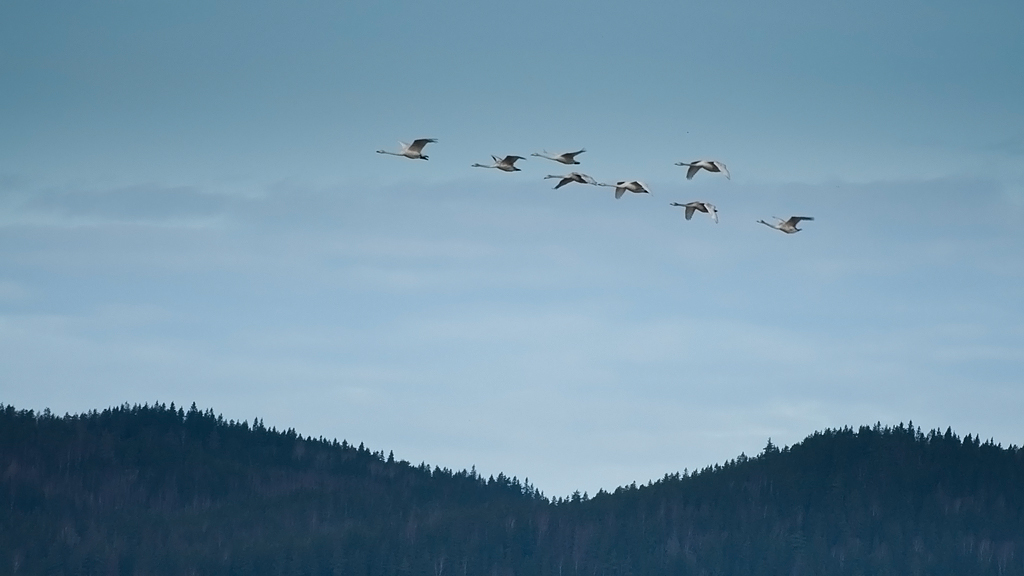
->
[[544, 172, 597, 189], [376, 138, 437, 160], [670, 201, 718, 223], [675, 160, 730, 180], [472, 155, 525, 172], [758, 216, 814, 234], [597, 180, 650, 199], [531, 149, 585, 165]]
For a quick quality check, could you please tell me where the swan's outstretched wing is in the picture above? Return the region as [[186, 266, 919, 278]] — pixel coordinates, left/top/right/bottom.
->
[[614, 186, 626, 199], [554, 177, 573, 189], [563, 149, 585, 160], [502, 155, 524, 165], [686, 165, 700, 180], [713, 161, 730, 179], [407, 138, 437, 153], [786, 216, 814, 226], [684, 206, 696, 220]]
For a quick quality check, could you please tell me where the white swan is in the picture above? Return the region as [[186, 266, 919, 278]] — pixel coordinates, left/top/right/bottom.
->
[[597, 180, 650, 199], [531, 149, 585, 165], [544, 172, 597, 189], [472, 155, 525, 172], [376, 138, 437, 160], [670, 201, 718, 223], [675, 160, 730, 180], [757, 216, 814, 234]]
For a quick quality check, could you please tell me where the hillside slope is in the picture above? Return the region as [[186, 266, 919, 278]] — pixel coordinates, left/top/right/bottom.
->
[[1, 403, 1022, 575]]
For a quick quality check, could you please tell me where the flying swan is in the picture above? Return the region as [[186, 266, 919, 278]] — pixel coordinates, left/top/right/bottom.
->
[[757, 216, 814, 233], [376, 138, 437, 160], [544, 172, 597, 189], [472, 155, 525, 172], [675, 160, 730, 180], [531, 149, 586, 165], [597, 181, 651, 199], [670, 201, 719, 223]]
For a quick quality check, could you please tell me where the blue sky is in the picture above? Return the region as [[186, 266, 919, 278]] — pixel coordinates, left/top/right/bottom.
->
[[1, 0, 1023, 496]]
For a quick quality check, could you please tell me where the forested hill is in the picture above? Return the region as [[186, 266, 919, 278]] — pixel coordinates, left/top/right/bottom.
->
[[2, 403, 1023, 576]]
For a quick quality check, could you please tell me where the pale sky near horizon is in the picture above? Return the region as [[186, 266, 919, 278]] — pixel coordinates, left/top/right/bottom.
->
[[1, 0, 1023, 496]]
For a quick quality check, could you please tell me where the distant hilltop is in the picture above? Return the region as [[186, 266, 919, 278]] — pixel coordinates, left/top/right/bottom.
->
[[2, 402, 1022, 575]]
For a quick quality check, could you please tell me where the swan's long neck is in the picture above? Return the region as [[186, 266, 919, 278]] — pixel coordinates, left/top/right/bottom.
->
[[377, 150, 402, 156]]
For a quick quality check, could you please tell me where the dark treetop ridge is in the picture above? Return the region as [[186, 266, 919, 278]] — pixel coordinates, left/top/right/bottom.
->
[[2, 402, 1023, 576]]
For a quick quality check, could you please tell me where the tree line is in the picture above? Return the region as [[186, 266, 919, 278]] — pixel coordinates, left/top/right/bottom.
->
[[1, 402, 1022, 575]]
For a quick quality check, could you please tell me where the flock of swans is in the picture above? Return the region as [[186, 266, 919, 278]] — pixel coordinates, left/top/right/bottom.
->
[[375, 139, 813, 233]]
